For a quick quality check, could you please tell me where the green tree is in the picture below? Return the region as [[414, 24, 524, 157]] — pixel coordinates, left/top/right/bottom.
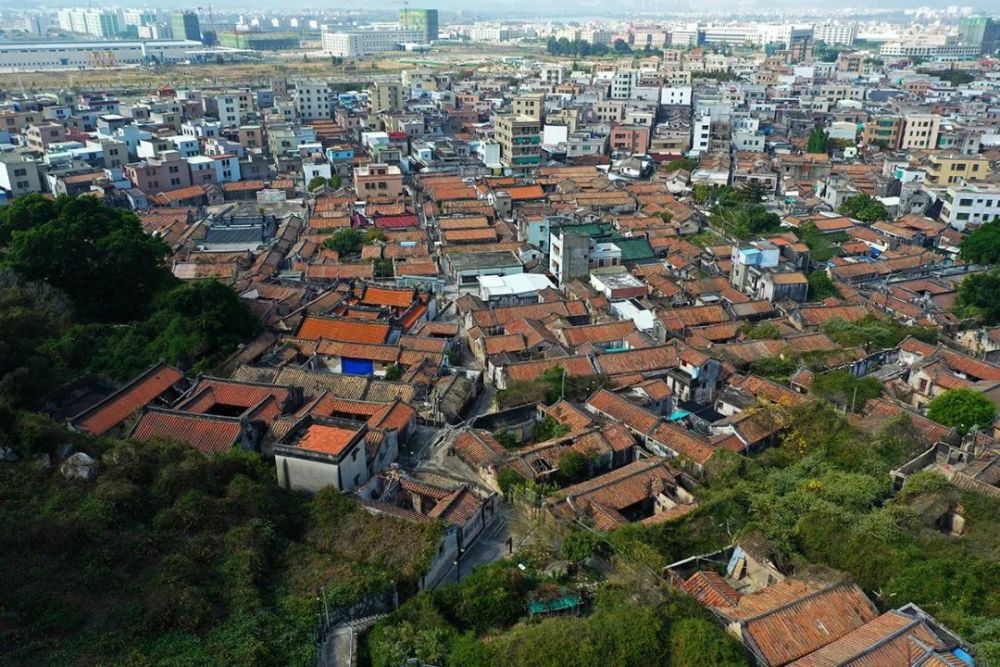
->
[[384, 363, 402, 381], [534, 415, 570, 442], [0, 269, 73, 403], [1, 194, 173, 322], [661, 157, 697, 173], [612, 38, 631, 53], [497, 468, 525, 498], [307, 176, 328, 191], [741, 321, 780, 340], [806, 125, 829, 153], [926, 388, 996, 434], [812, 370, 881, 412], [561, 528, 604, 562], [557, 450, 589, 484], [669, 618, 748, 667], [322, 227, 366, 257], [959, 221, 1000, 265], [838, 194, 889, 223], [807, 270, 841, 300], [954, 271, 1000, 325]]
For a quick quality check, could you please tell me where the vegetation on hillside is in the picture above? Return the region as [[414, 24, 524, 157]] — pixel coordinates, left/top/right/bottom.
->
[[0, 426, 441, 667], [0, 195, 262, 406]]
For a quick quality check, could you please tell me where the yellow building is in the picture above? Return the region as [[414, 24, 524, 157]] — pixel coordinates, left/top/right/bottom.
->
[[925, 153, 991, 186]]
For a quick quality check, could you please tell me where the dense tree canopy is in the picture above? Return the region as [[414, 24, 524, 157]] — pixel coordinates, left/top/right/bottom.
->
[[0, 194, 173, 322], [0, 195, 263, 404], [838, 194, 889, 223], [926, 388, 997, 434], [954, 271, 1000, 325], [0, 432, 441, 667], [807, 270, 841, 300], [959, 221, 1000, 266]]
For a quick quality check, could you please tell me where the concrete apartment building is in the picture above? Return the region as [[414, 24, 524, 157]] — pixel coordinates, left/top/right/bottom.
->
[[123, 151, 193, 194], [293, 81, 333, 121], [899, 114, 942, 150], [925, 154, 991, 186], [495, 114, 541, 174], [941, 183, 1000, 230], [371, 81, 404, 113], [321, 28, 424, 58], [25, 122, 67, 151], [353, 163, 403, 199], [0, 154, 42, 197], [513, 94, 545, 123], [610, 124, 651, 155]]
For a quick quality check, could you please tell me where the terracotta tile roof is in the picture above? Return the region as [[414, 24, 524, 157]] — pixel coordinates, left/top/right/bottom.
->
[[177, 377, 294, 420], [438, 216, 489, 230], [706, 578, 877, 665], [737, 375, 808, 407], [370, 399, 416, 433], [73, 364, 183, 436], [297, 423, 360, 456], [797, 304, 869, 327], [484, 333, 528, 355], [859, 398, 955, 445], [443, 227, 498, 243], [131, 408, 242, 454], [594, 344, 679, 376], [547, 457, 680, 513], [648, 422, 715, 464], [660, 304, 730, 331], [297, 316, 390, 344], [427, 486, 483, 526], [356, 285, 416, 308], [560, 320, 637, 347], [587, 389, 660, 433], [789, 610, 945, 667], [472, 301, 585, 328], [398, 335, 448, 353], [318, 340, 400, 363], [305, 263, 375, 281], [683, 571, 741, 607], [543, 400, 595, 431], [453, 429, 508, 467], [504, 355, 597, 383]]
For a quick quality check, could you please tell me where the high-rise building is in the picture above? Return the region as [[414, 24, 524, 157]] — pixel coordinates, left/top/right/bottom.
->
[[495, 114, 541, 174], [958, 16, 999, 54], [813, 23, 857, 47], [56, 9, 122, 38], [399, 8, 438, 42], [171, 11, 201, 42]]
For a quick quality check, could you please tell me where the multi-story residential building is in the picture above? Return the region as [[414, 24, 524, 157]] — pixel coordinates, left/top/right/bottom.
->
[[353, 163, 403, 199], [495, 114, 541, 174], [123, 151, 192, 194], [57, 9, 121, 38], [691, 113, 712, 154], [610, 124, 651, 155], [813, 22, 857, 46], [25, 122, 68, 152], [862, 115, 902, 148], [0, 154, 42, 197], [925, 154, 991, 187], [940, 183, 1000, 230], [899, 114, 942, 151], [292, 81, 332, 121], [370, 81, 404, 113], [594, 100, 627, 124], [213, 90, 254, 127], [611, 69, 639, 100], [513, 94, 545, 123]]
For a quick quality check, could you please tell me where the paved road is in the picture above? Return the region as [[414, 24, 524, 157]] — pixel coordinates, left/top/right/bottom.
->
[[432, 509, 512, 588]]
